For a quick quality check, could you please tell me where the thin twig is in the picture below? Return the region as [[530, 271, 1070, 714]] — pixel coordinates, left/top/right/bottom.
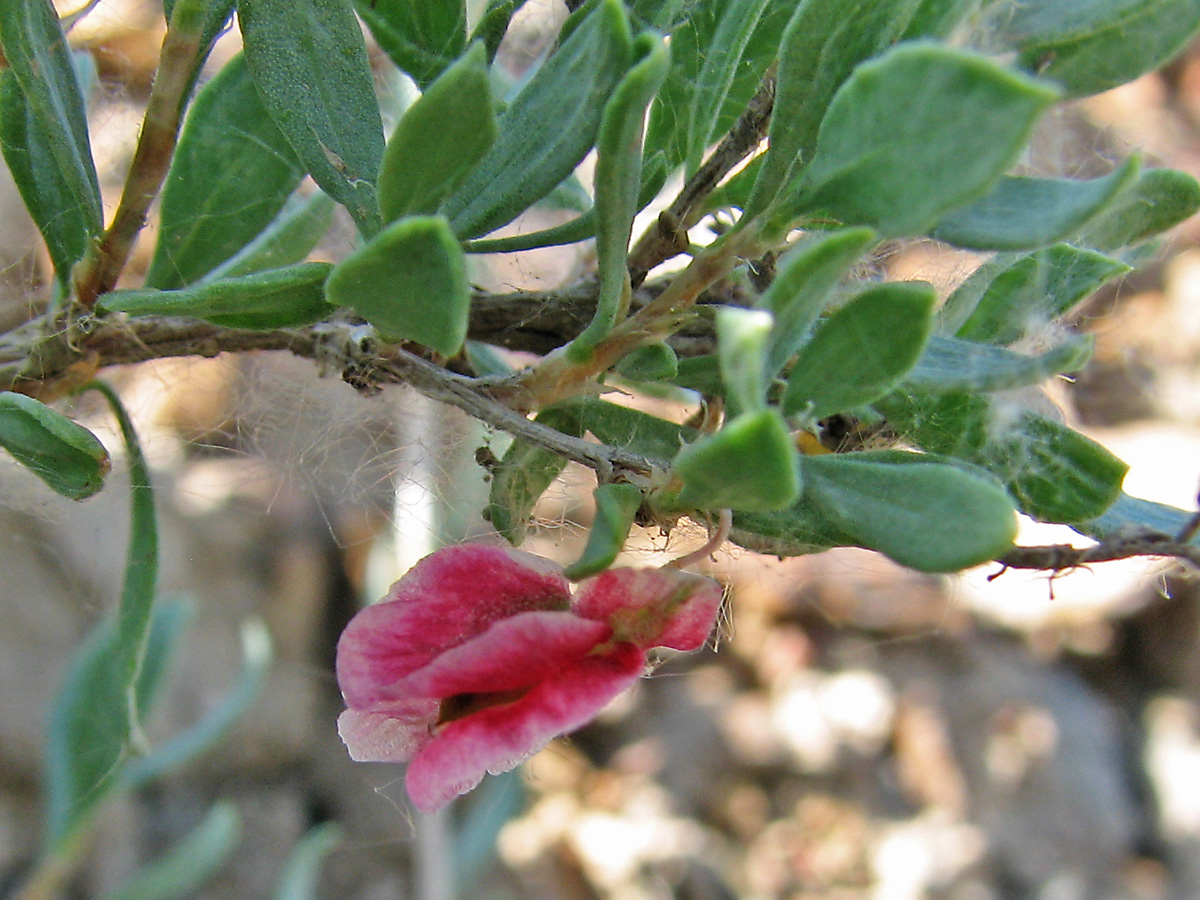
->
[[627, 73, 776, 285], [994, 536, 1200, 573]]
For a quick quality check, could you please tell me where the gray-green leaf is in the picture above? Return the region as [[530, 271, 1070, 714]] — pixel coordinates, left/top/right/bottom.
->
[[239, 0, 386, 236], [325, 217, 469, 355], [442, 0, 632, 239], [801, 450, 1017, 571], [759, 227, 877, 377], [744, 0, 919, 220], [102, 263, 334, 330], [147, 54, 307, 289], [1003, 0, 1200, 98], [379, 43, 496, 223], [788, 44, 1058, 237], [353, 0, 466, 88], [0, 0, 102, 287], [0, 391, 110, 499], [1079, 167, 1200, 252], [674, 409, 800, 512], [931, 158, 1139, 251], [783, 281, 937, 420], [950, 244, 1129, 345], [906, 333, 1093, 393]]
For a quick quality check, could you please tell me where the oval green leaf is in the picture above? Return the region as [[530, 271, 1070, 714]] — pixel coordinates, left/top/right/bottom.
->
[[783, 281, 937, 420], [789, 44, 1058, 237], [759, 227, 877, 377], [906, 333, 1093, 393], [325, 216, 469, 355], [0, 391, 110, 499], [147, 54, 307, 289], [564, 483, 644, 580], [802, 450, 1018, 572], [442, 0, 633, 239], [951, 244, 1129, 345], [239, 0, 386, 236], [0, 0, 103, 288], [673, 409, 800, 512], [931, 158, 1139, 251], [379, 43, 496, 224], [353, 0, 466, 88]]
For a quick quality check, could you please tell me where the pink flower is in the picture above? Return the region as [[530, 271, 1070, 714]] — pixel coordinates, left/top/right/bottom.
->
[[336, 543, 723, 812]]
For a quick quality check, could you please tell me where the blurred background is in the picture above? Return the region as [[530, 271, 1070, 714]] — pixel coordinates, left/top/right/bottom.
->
[[5, 3, 1200, 899]]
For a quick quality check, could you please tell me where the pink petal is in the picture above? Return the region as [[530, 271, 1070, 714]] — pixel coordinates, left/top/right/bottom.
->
[[396, 611, 611, 699], [404, 644, 644, 812], [337, 698, 440, 762], [337, 545, 571, 706], [573, 568, 723, 651]]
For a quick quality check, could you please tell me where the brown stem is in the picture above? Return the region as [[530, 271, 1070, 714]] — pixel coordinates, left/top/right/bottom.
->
[[73, 19, 203, 307], [994, 536, 1200, 573], [627, 73, 776, 285]]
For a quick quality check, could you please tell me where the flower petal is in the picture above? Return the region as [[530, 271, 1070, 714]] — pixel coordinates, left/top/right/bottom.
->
[[337, 698, 440, 762], [337, 544, 571, 706], [397, 611, 612, 698], [404, 644, 644, 812], [573, 568, 723, 651]]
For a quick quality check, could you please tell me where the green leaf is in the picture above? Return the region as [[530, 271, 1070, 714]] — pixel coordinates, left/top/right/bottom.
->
[[379, 43, 496, 224], [731, 491, 857, 557], [462, 210, 596, 254], [102, 262, 334, 330], [485, 406, 584, 544], [123, 619, 272, 786], [1075, 491, 1198, 542], [788, 44, 1058, 236], [782, 282, 937, 420], [0, 72, 92, 293], [681, 0, 772, 175], [758, 227, 877, 377], [801, 450, 1017, 571], [0, 0, 102, 286], [879, 389, 1128, 522], [560, 397, 693, 462], [906, 334, 1094, 393], [205, 190, 336, 281], [274, 824, 343, 900], [45, 382, 158, 852], [1078, 167, 1200, 252], [1004, 0, 1200, 98], [907, 336, 1099, 393], [950, 244, 1129, 344], [442, 0, 632, 239], [674, 409, 800, 512], [325, 216, 469, 355], [146, 54, 307, 289], [644, 0, 792, 176], [671, 355, 724, 395], [239, 0, 386, 236], [743, 0, 919, 220], [0, 392, 110, 499], [353, 0, 466, 88], [615, 342, 679, 382], [931, 158, 1139, 251], [564, 483, 644, 579], [900, 0, 991, 40], [97, 803, 240, 900], [569, 33, 669, 360], [716, 306, 773, 415]]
